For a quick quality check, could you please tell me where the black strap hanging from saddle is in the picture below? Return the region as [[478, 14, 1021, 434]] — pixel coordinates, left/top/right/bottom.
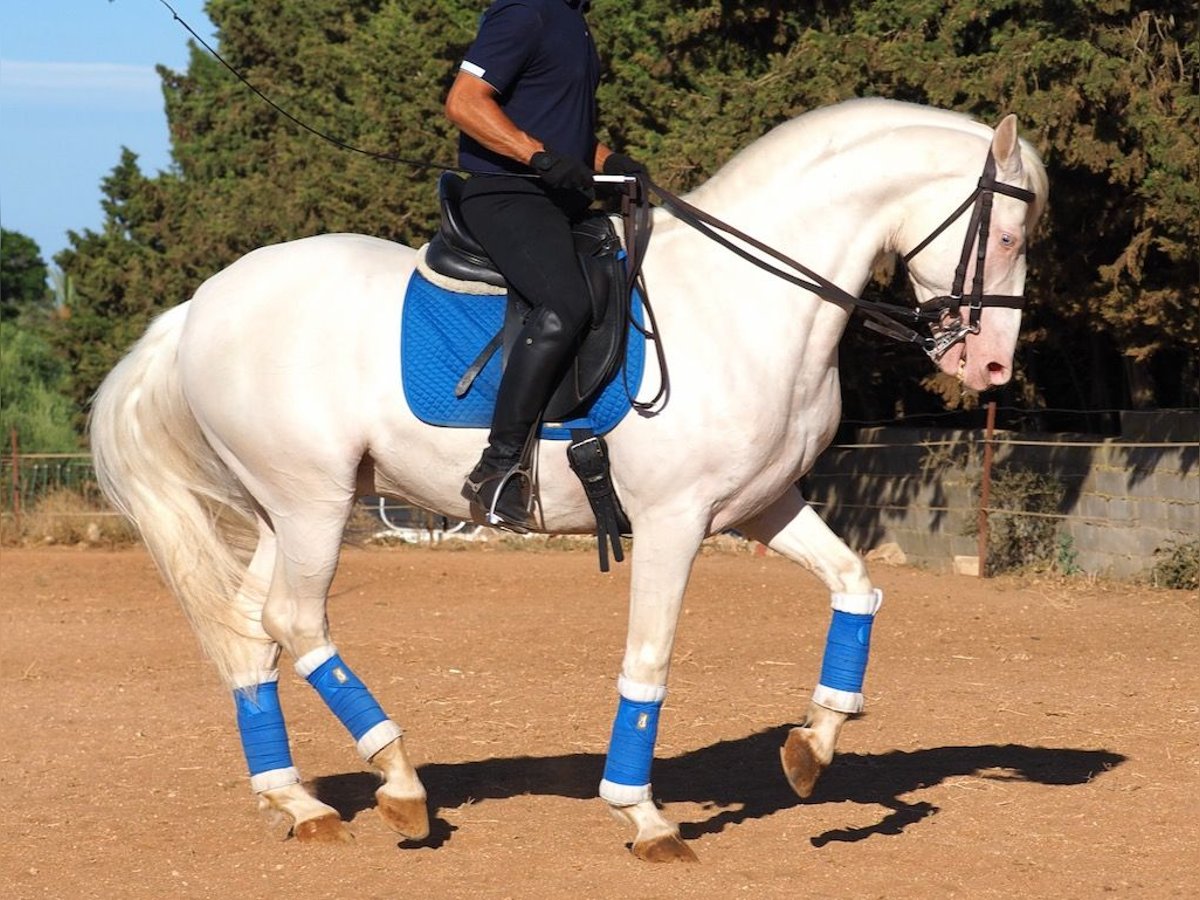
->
[[567, 428, 630, 572]]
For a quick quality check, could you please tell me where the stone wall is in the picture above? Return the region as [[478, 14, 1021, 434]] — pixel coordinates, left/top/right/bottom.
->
[[802, 410, 1198, 579]]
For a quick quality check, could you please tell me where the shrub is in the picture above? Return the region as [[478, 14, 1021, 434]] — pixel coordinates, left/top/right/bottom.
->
[[968, 465, 1067, 576], [1148, 539, 1199, 590]]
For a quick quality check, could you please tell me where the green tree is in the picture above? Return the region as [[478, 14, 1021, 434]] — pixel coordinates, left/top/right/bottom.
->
[[0, 230, 77, 450], [0, 323, 79, 452], [1, 229, 52, 322], [49, 0, 1198, 426], [52, 149, 195, 414]]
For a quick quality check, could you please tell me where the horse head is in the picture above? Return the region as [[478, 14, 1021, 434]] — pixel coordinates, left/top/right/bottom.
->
[[899, 115, 1048, 392]]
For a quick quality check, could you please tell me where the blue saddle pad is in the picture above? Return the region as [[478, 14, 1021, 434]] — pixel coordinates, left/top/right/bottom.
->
[[401, 270, 645, 440]]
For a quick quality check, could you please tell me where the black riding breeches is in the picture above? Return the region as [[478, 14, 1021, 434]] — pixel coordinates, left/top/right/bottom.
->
[[459, 176, 594, 457]]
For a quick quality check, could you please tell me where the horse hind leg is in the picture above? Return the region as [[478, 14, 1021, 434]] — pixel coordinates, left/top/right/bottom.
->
[[260, 507, 428, 842], [739, 486, 882, 799], [218, 523, 352, 843]]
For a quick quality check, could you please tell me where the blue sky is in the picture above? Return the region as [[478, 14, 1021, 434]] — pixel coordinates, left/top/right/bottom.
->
[[1, 0, 216, 265]]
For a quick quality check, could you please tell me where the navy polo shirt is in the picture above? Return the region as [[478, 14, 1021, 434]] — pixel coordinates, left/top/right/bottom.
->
[[457, 0, 600, 175]]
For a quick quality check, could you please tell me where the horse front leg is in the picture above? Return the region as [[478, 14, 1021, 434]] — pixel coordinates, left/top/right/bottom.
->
[[602, 514, 706, 863], [739, 486, 881, 799]]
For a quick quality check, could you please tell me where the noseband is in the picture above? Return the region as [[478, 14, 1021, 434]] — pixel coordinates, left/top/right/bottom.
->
[[899, 152, 1037, 360]]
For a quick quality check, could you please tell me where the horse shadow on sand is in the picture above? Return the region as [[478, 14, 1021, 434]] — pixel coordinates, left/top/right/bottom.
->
[[310, 724, 1124, 849]]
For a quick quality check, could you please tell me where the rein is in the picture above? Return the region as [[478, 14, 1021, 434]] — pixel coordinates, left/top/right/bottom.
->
[[636, 153, 1036, 362]]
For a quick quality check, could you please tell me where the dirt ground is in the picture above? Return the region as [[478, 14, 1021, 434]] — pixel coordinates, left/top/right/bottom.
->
[[1, 543, 1197, 899]]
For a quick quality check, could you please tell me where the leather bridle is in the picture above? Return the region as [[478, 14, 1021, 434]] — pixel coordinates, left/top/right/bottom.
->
[[899, 151, 1038, 360]]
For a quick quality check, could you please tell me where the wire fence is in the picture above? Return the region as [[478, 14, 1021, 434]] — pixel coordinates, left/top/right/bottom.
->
[[7, 434, 1193, 527], [1, 453, 110, 517]]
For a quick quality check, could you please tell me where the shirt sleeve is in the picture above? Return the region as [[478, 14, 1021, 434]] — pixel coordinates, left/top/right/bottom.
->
[[460, 2, 543, 95]]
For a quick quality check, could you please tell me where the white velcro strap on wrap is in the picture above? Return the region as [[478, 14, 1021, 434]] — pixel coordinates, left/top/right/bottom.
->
[[356, 720, 404, 761], [229, 670, 280, 691], [831, 588, 883, 616], [617, 676, 667, 703], [813, 684, 865, 715], [249, 766, 301, 794], [294, 644, 338, 678], [599, 779, 652, 806]]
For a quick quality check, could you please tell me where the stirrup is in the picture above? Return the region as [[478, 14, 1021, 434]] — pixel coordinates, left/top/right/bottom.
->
[[464, 417, 542, 532], [463, 461, 534, 533], [488, 466, 534, 532]]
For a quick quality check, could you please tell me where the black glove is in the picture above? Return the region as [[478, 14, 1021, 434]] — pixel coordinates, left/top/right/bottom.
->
[[530, 150, 595, 195], [602, 152, 648, 179], [600, 152, 648, 178]]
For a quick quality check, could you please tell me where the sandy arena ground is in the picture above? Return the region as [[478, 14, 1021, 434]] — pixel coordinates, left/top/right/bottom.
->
[[1, 543, 1197, 899]]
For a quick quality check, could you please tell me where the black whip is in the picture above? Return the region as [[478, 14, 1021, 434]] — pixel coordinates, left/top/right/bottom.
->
[[155, 0, 464, 173]]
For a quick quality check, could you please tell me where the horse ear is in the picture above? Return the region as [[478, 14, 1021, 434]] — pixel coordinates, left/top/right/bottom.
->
[[992, 114, 1021, 178]]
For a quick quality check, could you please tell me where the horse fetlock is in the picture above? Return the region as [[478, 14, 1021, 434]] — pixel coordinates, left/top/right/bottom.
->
[[804, 700, 849, 750], [370, 736, 430, 839]]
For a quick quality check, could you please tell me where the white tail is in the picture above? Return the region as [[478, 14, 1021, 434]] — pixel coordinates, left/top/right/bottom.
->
[[89, 303, 260, 685]]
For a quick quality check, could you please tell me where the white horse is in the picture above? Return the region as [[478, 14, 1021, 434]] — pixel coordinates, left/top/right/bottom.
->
[[90, 98, 1046, 862]]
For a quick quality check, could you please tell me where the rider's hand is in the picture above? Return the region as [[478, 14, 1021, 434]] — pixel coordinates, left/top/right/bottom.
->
[[530, 150, 595, 196], [602, 152, 648, 179]]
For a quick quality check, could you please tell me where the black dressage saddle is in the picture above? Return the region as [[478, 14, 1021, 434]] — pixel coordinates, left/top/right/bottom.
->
[[424, 172, 630, 422]]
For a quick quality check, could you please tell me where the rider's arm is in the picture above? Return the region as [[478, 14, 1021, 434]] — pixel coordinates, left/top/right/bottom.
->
[[444, 71, 543, 166], [593, 144, 616, 172]]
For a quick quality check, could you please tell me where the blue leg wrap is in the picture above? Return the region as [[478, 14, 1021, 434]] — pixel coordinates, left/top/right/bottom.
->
[[819, 608, 875, 695], [600, 688, 663, 805], [233, 681, 294, 777], [305, 653, 389, 741]]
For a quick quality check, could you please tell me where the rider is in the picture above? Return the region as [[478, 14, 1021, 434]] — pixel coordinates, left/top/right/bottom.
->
[[444, 0, 647, 531]]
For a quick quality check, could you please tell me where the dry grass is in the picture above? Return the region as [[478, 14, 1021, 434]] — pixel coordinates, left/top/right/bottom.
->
[[0, 488, 139, 547]]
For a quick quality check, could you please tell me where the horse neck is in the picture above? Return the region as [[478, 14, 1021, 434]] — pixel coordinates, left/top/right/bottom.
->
[[661, 127, 904, 332], [643, 112, 995, 402], [675, 111, 993, 307]]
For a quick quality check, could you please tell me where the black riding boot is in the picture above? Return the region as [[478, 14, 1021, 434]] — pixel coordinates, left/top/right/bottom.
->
[[462, 307, 582, 530]]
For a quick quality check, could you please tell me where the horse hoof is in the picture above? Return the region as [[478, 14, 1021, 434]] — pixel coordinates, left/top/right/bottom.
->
[[632, 833, 700, 863], [375, 790, 430, 840], [780, 726, 825, 798], [294, 813, 354, 844]]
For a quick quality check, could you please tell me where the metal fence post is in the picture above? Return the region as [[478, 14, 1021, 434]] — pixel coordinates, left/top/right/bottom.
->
[[10, 428, 21, 532], [976, 401, 996, 577]]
